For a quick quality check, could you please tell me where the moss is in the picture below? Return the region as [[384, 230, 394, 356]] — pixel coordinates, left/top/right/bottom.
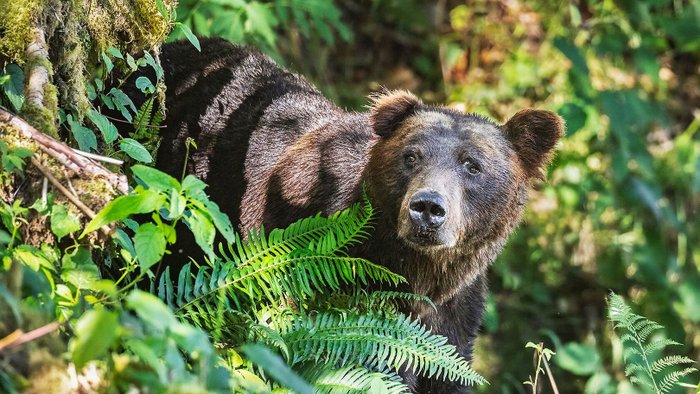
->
[[0, 0, 45, 63], [20, 101, 58, 138]]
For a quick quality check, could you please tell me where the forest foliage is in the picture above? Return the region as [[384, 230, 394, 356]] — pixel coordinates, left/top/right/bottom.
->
[[1, 0, 699, 393]]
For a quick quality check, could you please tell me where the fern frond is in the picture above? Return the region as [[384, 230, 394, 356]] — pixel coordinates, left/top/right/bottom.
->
[[133, 96, 154, 137], [280, 312, 486, 387], [658, 368, 698, 394], [221, 196, 374, 268], [652, 356, 696, 373], [608, 292, 699, 394], [304, 365, 410, 394]]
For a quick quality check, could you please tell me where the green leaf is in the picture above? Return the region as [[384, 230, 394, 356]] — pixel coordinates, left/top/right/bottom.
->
[[13, 246, 51, 271], [67, 114, 97, 152], [555, 342, 600, 376], [0, 63, 24, 112], [134, 223, 168, 271], [101, 52, 114, 74], [86, 109, 118, 144], [70, 309, 119, 369], [109, 87, 137, 122], [203, 200, 234, 243], [241, 344, 315, 394], [120, 138, 153, 163], [81, 188, 165, 236], [185, 210, 215, 257], [105, 47, 123, 59], [175, 22, 201, 51], [135, 76, 155, 94], [50, 203, 81, 240], [126, 290, 178, 331], [132, 165, 179, 191]]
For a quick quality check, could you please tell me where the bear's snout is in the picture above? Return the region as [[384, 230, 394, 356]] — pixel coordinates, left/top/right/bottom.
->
[[408, 190, 448, 230]]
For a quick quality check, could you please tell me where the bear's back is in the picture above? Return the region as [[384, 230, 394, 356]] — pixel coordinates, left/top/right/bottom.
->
[[157, 38, 375, 234]]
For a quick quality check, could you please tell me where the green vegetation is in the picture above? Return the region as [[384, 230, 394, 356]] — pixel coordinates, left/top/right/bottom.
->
[[1, 0, 699, 393]]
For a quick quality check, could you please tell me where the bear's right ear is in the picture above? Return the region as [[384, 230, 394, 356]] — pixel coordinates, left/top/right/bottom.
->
[[502, 109, 565, 180], [369, 90, 422, 137]]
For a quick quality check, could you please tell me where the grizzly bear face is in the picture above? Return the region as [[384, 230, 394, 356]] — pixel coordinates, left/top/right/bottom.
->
[[366, 91, 563, 255]]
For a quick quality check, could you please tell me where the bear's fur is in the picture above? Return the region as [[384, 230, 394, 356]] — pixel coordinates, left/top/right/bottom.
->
[[148, 38, 564, 393]]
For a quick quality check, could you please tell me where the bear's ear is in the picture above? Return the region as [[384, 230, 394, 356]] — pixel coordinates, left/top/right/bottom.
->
[[369, 90, 422, 137], [502, 109, 565, 180]]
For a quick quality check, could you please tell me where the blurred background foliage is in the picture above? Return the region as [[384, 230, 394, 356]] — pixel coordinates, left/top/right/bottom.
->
[[175, 0, 700, 392]]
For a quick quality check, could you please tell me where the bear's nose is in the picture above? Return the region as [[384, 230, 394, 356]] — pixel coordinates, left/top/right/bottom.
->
[[408, 191, 447, 229]]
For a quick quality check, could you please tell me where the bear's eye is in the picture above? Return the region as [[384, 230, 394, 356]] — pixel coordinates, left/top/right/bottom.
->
[[463, 159, 481, 175], [404, 152, 419, 168]]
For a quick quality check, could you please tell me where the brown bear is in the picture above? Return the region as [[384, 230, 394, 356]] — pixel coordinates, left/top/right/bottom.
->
[[149, 38, 564, 393]]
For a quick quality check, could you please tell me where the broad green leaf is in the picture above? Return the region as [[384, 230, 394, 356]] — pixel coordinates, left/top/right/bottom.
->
[[86, 109, 118, 144], [81, 188, 165, 236], [101, 52, 113, 73], [555, 342, 600, 376], [134, 223, 167, 271], [126, 290, 178, 331], [120, 138, 153, 163], [50, 203, 81, 240], [185, 209, 215, 257], [204, 200, 234, 243], [132, 165, 179, 191], [182, 175, 208, 200], [70, 309, 119, 369], [553, 36, 589, 75], [169, 188, 187, 219], [67, 114, 97, 152], [13, 246, 51, 271], [241, 344, 314, 394], [0, 63, 24, 112]]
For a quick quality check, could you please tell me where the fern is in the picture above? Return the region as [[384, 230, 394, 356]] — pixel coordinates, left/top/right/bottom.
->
[[156, 195, 486, 389], [303, 365, 410, 394], [608, 292, 697, 393], [280, 311, 486, 386]]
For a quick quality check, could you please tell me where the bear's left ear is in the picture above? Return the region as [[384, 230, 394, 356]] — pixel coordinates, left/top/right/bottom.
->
[[502, 109, 565, 180], [369, 90, 422, 137]]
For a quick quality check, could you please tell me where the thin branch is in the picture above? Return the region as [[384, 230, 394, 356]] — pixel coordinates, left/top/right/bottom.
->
[[542, 353, 560, 394], [30, 157, 112, 236], [0, 322, 60, 351], [71, 148, 124, 165]]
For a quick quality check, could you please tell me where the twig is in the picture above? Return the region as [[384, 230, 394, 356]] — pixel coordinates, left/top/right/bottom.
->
[[0, 322, 60, 351], [30, 157, 112, 236], [542, 352, 560, 394], [71, 148, 124, 165]]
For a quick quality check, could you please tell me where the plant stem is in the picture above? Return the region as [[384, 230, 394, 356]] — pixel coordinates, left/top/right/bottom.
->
[[542, 351, 560, 394]]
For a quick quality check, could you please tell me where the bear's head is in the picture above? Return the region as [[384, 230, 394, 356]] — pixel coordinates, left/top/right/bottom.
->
[[366, 90, 564, 254]]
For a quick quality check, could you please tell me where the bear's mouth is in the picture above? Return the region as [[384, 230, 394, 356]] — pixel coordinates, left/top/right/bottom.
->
[[403, 226, 451, 248]]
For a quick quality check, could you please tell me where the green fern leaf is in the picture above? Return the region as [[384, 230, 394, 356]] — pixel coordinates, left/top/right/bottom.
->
[[280, 311, 486, 386], [608, 292, 698, 394], [305, 365, 410, 394]]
